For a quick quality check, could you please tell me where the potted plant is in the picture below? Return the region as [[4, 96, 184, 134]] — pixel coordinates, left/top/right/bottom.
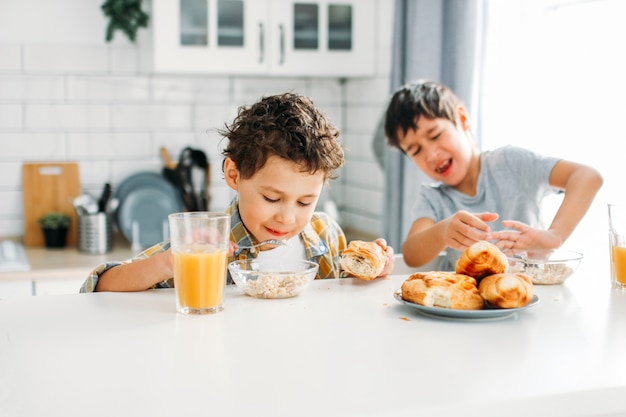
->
[[39, 212, 71, 248]]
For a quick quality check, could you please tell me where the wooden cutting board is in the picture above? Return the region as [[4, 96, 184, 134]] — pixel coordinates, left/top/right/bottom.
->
[[22, 162, 81, 246]]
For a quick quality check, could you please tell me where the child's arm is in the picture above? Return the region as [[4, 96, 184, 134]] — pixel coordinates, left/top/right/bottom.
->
[[402, 212, 497, 267], [490, 160, 602, 252], [95, 250, 174, 292]]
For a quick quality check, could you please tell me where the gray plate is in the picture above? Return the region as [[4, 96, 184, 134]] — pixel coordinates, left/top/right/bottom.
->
[[394, 290, 539, 320], [114, 172, 185, 250]]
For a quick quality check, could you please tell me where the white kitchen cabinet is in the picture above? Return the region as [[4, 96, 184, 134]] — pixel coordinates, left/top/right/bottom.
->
[[153, 0, 375, 77]]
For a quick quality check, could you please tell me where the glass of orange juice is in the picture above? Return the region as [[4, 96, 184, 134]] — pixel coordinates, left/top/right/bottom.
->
[[168, 212, 230, 314], [608, 204, 626, 290]]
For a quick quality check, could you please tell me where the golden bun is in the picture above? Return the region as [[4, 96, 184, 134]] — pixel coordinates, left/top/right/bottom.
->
[[455, 240, 508, 280], [340, 240, 386, 280], [401, 271, 484, 310], [478, 273, 534, 308]]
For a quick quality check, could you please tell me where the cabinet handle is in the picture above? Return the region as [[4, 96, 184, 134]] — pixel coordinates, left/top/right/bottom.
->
[[259, 22, 264, 64], [279, 24, 285, 65]]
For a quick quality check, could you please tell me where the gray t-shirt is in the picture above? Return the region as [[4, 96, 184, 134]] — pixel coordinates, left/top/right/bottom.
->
[[410, 145, 561, 269]]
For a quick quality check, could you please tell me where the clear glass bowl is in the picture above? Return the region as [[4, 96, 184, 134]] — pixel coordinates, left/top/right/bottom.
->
[[507, 250, 583, 285], [228, 259, 319, 298]]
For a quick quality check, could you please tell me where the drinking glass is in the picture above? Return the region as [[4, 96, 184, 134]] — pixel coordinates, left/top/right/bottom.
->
[[168, 212, 230, 314], [608, 204, 626, 289]]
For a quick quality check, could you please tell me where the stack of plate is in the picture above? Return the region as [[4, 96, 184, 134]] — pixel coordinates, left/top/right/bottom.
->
[[114, 172, 185, 250]]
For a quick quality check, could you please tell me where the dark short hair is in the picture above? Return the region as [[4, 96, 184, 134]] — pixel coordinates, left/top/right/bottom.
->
[[221, 92, 344, 180], [384, 80, 462, 149]]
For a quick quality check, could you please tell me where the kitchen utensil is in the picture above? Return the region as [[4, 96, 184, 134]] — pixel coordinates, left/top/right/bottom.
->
[[191, 149, 209, 210], [22, 162, 81, 246], [176, 147, 196, 211], [236, 239, 287, 254], [97, 182, 112, 213], [72, 194, 99, 216], [159, 146, 177, 169], [159, 146, 183, 203]]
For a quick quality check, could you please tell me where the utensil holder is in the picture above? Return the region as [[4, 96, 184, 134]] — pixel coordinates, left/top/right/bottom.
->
[[77, 212, 113, 254]]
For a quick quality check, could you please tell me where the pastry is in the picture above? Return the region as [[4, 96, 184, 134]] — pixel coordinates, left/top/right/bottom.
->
[[478, 273, 534, 308], [401, 271, 484, 310], [455, 240, 508, 280], [340, 240, 386, 280]]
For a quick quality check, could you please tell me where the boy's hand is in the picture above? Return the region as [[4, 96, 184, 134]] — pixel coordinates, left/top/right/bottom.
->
[[488, 220, 561, 255], [373, 238, 395, 277], [443, 211, 498, 251]]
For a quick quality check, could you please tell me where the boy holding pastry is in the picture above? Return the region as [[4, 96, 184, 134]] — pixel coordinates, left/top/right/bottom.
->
[[81, 93, 394, 293], [383, 79, 602, 270]]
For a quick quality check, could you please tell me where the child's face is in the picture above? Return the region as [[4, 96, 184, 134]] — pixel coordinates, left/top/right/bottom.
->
[[224, 155, 325, 243], [397, 111, 474, 188]]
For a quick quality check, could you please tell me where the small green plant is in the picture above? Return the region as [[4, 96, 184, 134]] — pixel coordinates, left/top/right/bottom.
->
[[101, 0, 149, 42], [39, 212, 71, 230]]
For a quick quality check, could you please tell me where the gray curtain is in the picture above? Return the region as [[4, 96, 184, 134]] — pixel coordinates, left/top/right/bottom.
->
[[377, 0, 487, 249]]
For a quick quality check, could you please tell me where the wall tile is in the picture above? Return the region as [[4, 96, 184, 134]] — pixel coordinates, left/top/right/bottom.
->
[[108, 46, 141, 74], [345, 77, 392, 105], [152, 76, 232, 103], [0, 44, 21, 72], [67, 132, 152, 159], [345, 105, 384, 134], [341, 211, 382, 237], [77, 161, 111, 189], [154, 132, 200, 161], [0, 191, 24, 217], [0, 104, 22, 129], [308, 80, 343, 105], [24, 45, 108, 74], [0, 162, 22, 188], [25, 104, 109, 129], [111, 104, 192, 130], [193, 104, 238, 135], [0, 134, 66, 160], [232, 78, 310, 104], [0, 218, 23, 238], [66, 76, 150, 101], [0, 75, 65, 101], [342, 132, 376, 160], [345, 160, 384, 189]]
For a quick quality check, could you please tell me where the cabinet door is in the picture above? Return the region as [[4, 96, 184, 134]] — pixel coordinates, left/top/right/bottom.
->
[[154, 0, 270, 74], [269, 0, 375, 77]]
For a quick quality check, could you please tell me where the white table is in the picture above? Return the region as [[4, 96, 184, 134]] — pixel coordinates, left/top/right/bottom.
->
[[1, 264, 626, 417]]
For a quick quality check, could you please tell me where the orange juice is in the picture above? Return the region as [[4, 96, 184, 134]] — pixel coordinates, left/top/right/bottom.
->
[[173, 248, 228, 313], [610, 245, 626, 286]]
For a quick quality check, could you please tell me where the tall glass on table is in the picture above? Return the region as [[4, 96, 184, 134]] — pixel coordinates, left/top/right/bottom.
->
[[608, 204, 626, 289], [168, 212, 230, 314]]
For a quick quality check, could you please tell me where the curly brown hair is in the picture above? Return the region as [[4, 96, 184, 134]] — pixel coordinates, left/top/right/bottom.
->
[[221, 93, 344, 180]]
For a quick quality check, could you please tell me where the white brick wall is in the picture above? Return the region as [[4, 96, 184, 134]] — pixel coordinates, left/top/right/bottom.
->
[[0, 0, 394, 242]]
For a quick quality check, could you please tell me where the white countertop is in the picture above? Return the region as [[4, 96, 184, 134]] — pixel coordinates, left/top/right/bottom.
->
[[1, 263, 625, 417], [0, 237, 135, 281]]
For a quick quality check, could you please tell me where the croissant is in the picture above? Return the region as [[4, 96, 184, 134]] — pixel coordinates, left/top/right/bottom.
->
[[340, 240, 386, 280], [478, 273, 534, 308], [455, 240, 508, 280], [401, 271, 485, 310]]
